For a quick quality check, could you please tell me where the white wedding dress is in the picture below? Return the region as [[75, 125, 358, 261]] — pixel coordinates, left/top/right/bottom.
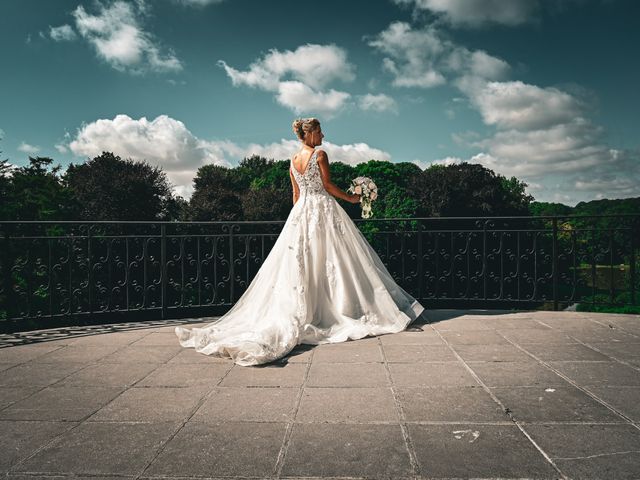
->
[[174, 149, 425, 366]]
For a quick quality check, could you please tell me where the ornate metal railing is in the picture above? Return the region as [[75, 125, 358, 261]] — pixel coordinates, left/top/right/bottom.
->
[[1, 214, 638, 332]]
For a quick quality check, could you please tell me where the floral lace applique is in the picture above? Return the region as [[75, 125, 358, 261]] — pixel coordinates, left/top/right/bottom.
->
[[326, 259, 337, 291]]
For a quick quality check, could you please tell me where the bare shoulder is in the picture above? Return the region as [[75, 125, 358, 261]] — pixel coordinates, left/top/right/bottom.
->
[[316, 149, 329, 164]]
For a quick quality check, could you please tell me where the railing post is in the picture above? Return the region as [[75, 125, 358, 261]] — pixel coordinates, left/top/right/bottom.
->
[[552, 217, 558, 311], [1, 225, 14, 323], [417, 221, 423, 302], [87, 226, 93, 317], [482, 220, 487, 300], [161, 223, 167, 320], [631, 221, 637, 306]]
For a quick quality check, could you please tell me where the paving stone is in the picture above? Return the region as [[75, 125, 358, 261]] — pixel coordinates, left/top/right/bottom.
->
[[408, 423, 560, 479], [520, 343, 612, 361], [389, 362, 479, 387], [130, 332, 184, 346], [306, 363, 388, 387], [499, 327, 578, 344], [0, 386, 41, 410], [65, 330, 150, 345], [548, 361, 640, 386], [490, 385, 625, 423], [143, 422, 286, 478], [136, 363, 231, 387], [582, 341, 640, 361], [559, 326, 640, 343], [478, 317, 552, 329], [87, 385, 210, 422], [382, 344, 457, 362], [468, 361, 571, 387], [0, 362, 87, 387], [54, 362, 159, 387], [297, 387, 398, 422], [281, 423, 412, 478], [0, 386, 124, 421], [31, 345, 124, 363], [220, 363, 307, 387], [0, 420, 78, 471], [586, 386, 640, 421], [526, 424, 640, 480], [440, 330, 511, 345], [11, 422, 177, 476], [312, 343, 383, 363], [98, 345, 181, 364], [0, 344, 66, 364], [431, 319, 493, 331], [165, 348, 233, 364], [283, 344, 315, 363], [450, 343, 533, 362], [192, 387, 299, 422], [397, 386, 509, 422], [379, 330, 444, 345]]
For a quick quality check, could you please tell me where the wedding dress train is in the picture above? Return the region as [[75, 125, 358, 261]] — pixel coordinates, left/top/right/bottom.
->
[[174, 149, 425, 366]]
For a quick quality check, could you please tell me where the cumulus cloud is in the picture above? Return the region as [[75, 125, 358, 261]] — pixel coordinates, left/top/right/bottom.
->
[[48, 24, 77, 42], [17, 142, 40, 154], [218, 43, 355, 117], [366, 22, 509, 89], [357, 93, 399, 113], [70, 0, 182, 73], [66, 114, 392, 199], [368, 21, 638, 203], [457, 80, 640, 203], [393, 0, 539, 27]]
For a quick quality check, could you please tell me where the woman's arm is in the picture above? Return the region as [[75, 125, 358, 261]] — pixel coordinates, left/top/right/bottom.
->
[[289, 161, 300, 205], [316, 150, 360, 203]]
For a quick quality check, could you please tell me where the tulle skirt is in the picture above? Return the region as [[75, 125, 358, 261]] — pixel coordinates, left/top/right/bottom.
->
[[175, 191, 425, 366]]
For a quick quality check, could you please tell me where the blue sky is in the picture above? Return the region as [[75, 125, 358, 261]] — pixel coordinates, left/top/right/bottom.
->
[[1, 0, 638, 205]]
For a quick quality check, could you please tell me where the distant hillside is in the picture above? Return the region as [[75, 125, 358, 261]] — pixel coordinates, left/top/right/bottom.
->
[[529, 197, 640, 217]]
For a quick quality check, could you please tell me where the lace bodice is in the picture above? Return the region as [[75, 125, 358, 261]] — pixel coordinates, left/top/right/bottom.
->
[[291, 149, 328, 196]]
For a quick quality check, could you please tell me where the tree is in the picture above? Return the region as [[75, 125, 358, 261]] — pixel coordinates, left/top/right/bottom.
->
[[4, 156, 75, 221], [188, 164, 244, 221], [63, 152, 173, 221], [409, 162, 533, 217]]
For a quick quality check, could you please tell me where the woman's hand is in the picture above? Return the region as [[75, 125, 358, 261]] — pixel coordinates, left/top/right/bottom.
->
[[350, 194, 361, 204]]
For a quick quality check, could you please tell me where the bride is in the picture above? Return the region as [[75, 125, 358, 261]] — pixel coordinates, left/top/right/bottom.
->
[[175, 117, 425, 366]]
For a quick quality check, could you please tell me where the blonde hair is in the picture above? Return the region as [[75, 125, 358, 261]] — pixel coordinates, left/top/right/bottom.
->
[[292, 117, 320, 141]]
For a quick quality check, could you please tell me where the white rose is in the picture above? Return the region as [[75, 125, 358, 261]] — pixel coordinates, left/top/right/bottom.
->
[[354, 185, 362, 194], [370, 191, 378, 200]]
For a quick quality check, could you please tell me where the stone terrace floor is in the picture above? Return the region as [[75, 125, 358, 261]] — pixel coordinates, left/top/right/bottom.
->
[[0, 309, 639, 480]]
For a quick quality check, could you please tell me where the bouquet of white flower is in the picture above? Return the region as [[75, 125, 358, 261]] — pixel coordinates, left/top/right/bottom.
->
[[346, 176, 378, 218]]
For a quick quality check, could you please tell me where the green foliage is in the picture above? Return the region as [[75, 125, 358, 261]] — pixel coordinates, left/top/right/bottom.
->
[[64, 152, 173, 221], [409, 162, 533, 217], [2, 156, 76, 221]]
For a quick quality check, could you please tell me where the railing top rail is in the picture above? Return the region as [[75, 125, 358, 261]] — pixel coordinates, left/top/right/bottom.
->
[[1, 213, 639, 225]]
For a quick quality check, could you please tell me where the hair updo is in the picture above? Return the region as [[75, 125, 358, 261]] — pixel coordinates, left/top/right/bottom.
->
[[292, 117, 320, 141]]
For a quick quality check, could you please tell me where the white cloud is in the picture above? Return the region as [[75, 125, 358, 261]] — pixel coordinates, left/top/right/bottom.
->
[[71, 0, 182, 73], [48, 24, 77, 42], [66, 114, 392, 199], [55, 143, 68, 154], [368, 21, 638, 204], [17, 142, 40, 154], [468, 80, 584, 130], [357, 93, 399, 113], [218, 43, 355, 117], [276, 81, 351, 117], [367, 22, 509, 89], [393, 0, 539, 27]]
